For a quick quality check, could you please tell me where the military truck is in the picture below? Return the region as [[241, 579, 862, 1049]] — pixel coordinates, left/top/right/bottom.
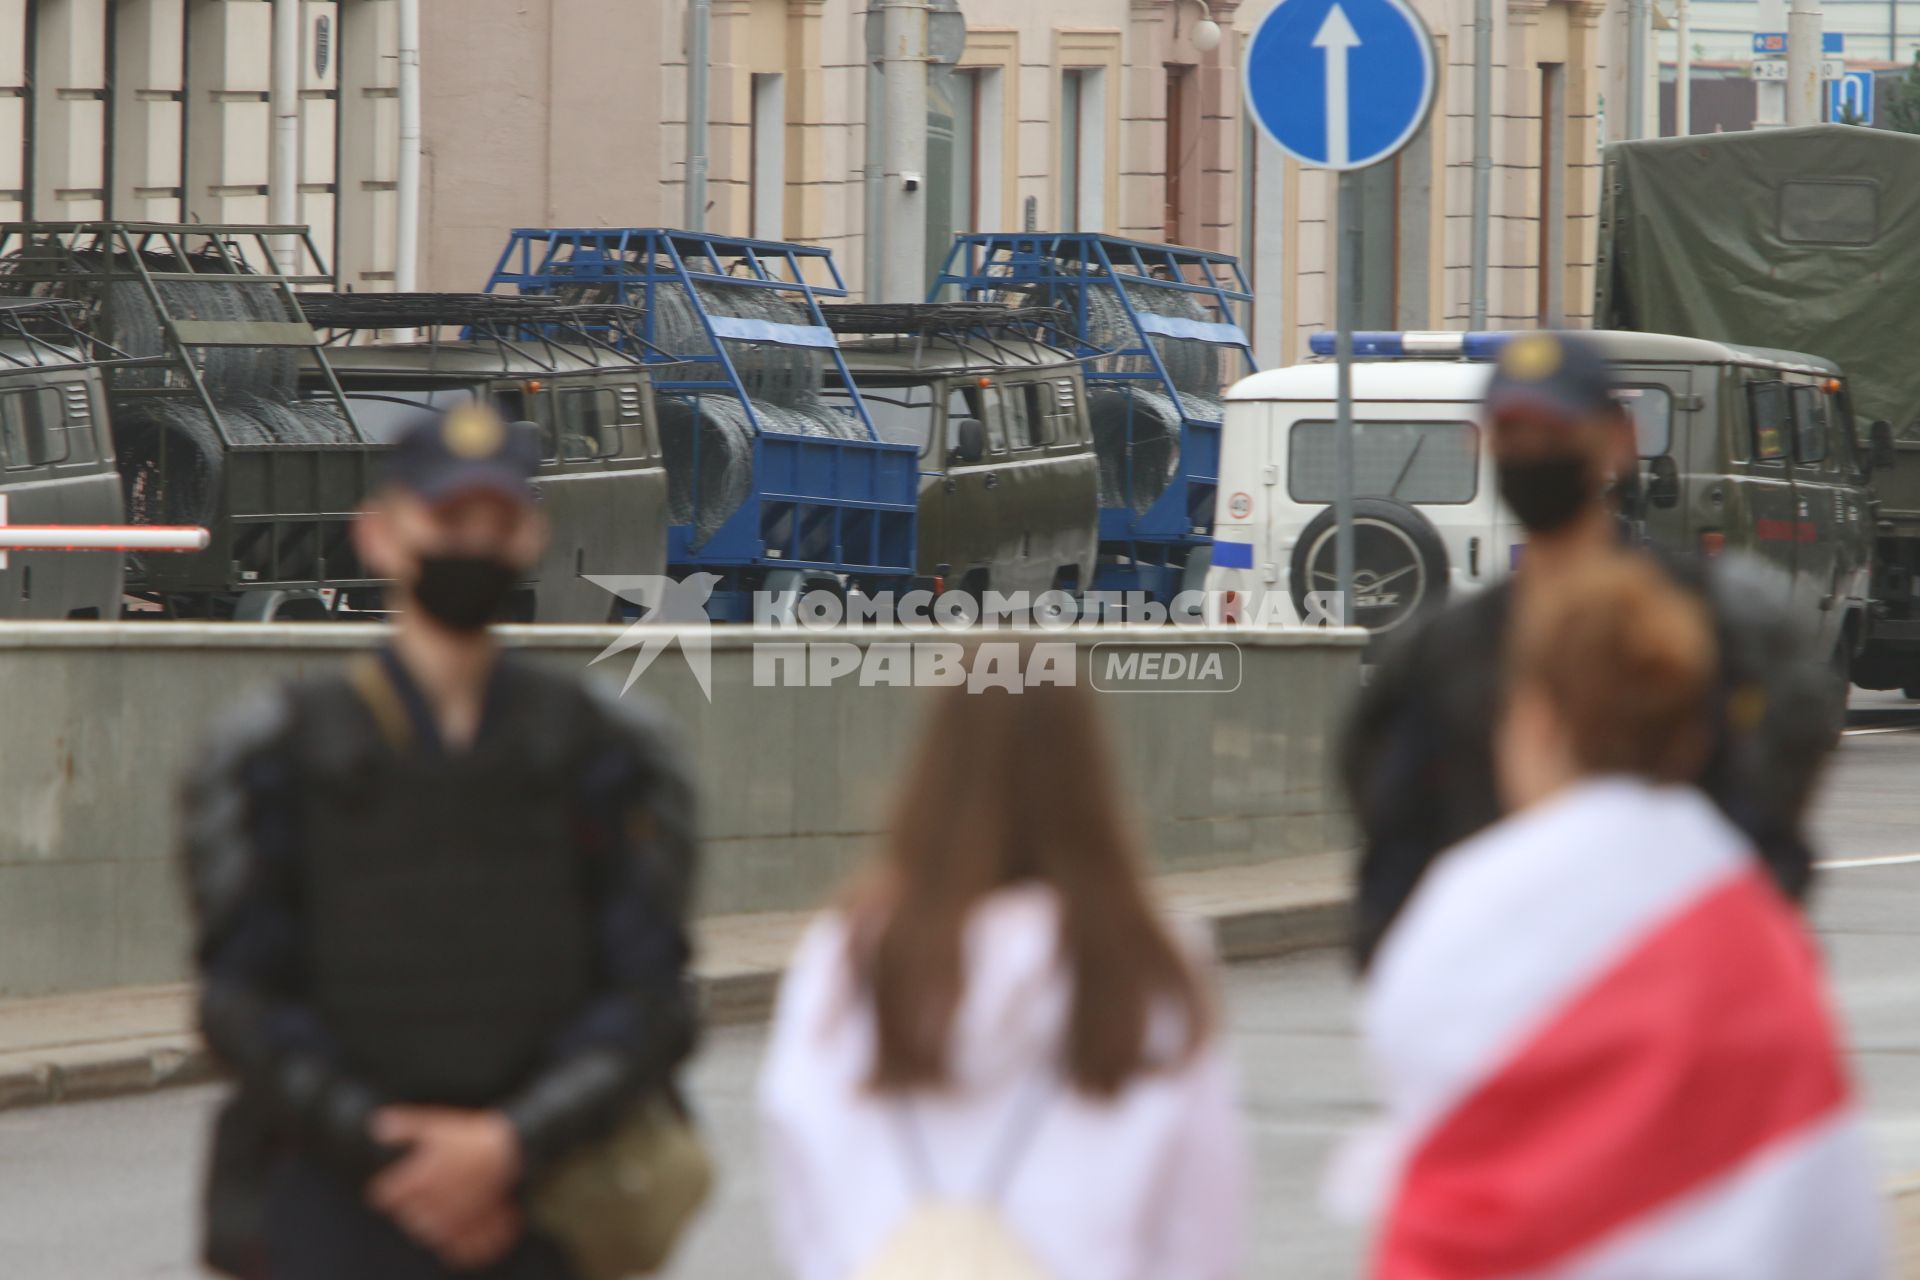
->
[[297, 292, 670, 622], [819, 303, 1098, 596], [1597, 124, 1920, 691], [0, 297, 126, 618], [0, 222, 381, 620]]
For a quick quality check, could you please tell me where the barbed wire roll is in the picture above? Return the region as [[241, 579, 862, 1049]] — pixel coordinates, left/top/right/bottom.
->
[[1087, 384, 1182, 515], [657, 395, 755, 546]]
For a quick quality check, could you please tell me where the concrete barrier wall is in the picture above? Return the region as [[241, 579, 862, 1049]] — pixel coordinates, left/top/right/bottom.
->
[[0, 623, 1365, 998]]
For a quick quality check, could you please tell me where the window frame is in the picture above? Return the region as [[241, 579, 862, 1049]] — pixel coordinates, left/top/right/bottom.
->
[[1789, 383, 1829, 466], [1748, 380, 1791, 464], [1286, 418, 1482, 506], [1615, 384, 1675, 459], [0, 386, 73, 471]]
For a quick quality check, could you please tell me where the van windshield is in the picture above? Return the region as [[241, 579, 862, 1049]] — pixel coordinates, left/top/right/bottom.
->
[[1288, 420, 1479, 505], [822, 380, 939, 456]]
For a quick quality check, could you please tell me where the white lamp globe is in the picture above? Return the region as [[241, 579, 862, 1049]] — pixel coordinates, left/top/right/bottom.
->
[[1190, 17, 1223, 52]]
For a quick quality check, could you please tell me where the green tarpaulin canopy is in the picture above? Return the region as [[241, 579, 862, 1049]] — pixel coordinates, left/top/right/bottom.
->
[[1597, 124, 1920, 432]]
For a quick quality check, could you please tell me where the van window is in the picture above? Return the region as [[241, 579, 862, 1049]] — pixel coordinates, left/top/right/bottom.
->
[[553, 387, 622, 460], [330, 384, 480, 443], [1616, 386, 1672, 457], [823, 382, 938, 456], [1288, 420, 1479, 505], [1790, 385, 1828, 464], [1779, 179, 1877, 246], [0, 387, 69, 469], [1748, 381, 1790, 462]]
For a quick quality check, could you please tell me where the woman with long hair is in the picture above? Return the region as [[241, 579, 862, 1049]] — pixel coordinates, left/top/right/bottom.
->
[[1335, 554, 1885, 1278], [758, 668, 1247, 1280]]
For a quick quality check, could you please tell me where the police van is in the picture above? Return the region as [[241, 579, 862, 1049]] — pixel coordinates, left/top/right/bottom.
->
[[1205, 330, 1878, 667]]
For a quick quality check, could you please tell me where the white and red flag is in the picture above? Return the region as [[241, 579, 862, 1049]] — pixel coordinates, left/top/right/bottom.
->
[[1330, 778, 1889, 1279]]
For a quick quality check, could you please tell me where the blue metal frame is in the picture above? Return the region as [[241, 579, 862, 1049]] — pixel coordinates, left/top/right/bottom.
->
[[484, 229, 916, 603], [932, 233, 1257, 595]]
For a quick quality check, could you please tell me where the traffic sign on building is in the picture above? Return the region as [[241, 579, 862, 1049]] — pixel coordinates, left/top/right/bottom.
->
[[1243, 0, 1437, 172]]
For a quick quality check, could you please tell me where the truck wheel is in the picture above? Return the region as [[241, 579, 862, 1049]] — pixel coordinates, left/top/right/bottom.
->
[[1289, 498, 1450, 635]]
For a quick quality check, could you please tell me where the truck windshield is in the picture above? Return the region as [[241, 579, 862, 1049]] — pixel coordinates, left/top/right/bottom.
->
[[822, 381, 938, 456], [1288, 420, 1479, 505]]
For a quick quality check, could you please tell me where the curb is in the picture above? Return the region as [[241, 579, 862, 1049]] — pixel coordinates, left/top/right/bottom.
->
[[0, 895, 1351, 1113]]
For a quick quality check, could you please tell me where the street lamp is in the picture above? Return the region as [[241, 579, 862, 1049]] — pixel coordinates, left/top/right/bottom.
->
[[1186, 0, 1224, 52]]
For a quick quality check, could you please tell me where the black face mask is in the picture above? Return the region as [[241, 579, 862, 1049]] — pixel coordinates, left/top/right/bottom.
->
[[411, 555, 519, 632], [1497, 454, 1594, 534]]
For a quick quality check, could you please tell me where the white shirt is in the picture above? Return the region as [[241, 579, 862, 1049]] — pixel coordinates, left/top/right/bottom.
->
[[757, 883, 1249, 1280]]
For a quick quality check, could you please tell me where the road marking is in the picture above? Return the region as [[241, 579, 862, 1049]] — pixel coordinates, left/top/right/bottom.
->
[[1818, 852, 1920, 870], [1841, 724, 1920, 737]]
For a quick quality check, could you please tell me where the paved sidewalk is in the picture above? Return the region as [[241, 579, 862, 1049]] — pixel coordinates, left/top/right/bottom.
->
[[0, 853, 1351, 1112]]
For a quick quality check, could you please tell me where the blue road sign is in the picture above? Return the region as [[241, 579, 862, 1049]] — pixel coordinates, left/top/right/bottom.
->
[[1752, 31, 1843, 55], [1830, 69, 1874, 122], [1244, 0, 1436, 171]]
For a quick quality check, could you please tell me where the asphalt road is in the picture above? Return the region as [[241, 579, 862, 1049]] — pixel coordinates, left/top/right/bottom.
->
[[4, 695, 1920, 1280]]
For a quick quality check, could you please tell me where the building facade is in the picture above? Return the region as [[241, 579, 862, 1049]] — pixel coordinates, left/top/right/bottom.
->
[[2, 0, 1622, 366]]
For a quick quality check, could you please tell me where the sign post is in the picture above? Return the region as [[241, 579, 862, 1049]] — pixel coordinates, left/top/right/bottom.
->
[[1243, 0, 1437, 625]]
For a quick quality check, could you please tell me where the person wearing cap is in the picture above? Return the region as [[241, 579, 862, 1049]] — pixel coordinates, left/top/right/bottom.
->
[[180, 403, 699, 1280], [1341, 330, 1831, 973]]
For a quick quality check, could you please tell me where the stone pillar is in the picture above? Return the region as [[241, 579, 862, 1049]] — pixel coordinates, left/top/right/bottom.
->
[[335, 0, 397, 288], [784, 0, 827, 244], [112, 0, 187, 222], [33, 0, 110, 220], [1563, 0, 1608, 325]]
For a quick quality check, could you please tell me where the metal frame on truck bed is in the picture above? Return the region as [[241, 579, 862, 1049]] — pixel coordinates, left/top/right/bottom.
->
[[932, 233, 1257, 603], [482, 229, 918, 619], [0, 222, 379, 619]]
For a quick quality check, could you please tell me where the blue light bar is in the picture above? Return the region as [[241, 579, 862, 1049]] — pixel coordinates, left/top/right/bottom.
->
[[1307, 331, 1514, 359]]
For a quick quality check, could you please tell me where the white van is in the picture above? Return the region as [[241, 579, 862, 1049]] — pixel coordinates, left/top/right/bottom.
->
[[1205, 335, 1514, 635]]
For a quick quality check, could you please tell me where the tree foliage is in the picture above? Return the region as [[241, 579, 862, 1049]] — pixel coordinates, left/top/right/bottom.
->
[[1884, 55, 1920, 134]]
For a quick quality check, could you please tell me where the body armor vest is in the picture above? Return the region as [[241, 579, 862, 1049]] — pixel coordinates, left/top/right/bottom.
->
[[286, 660, 605, 1107]]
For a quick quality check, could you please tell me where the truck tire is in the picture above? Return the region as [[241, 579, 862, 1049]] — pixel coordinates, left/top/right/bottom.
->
[[1289, 498, 1450, 635]]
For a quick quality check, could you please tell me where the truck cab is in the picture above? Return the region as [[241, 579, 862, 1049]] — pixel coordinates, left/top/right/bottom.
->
[[822, 305, 1097, 596], [1209, 330, 1873, 670], [0, 300, 123, 619], [299, 294, 669, 622]]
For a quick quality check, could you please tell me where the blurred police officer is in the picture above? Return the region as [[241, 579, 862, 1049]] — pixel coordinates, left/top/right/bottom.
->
[[182, 404, 697, 1279], [1343, 331, 1832, 970]]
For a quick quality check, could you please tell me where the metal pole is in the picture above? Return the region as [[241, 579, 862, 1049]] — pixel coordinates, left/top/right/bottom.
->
[[864, 29, 886, 299], [1676, 0, 1692, 135], [1757, 0, 1787, 125], [395, 0, 421, 291], [1469, 0, 1491, 330], [686, 0, 711, 230], [269, 0, 300, 271], [1627, 0, 1649, 138], [1787, 0, 1824, 124], [879, 0, 928, 302], [1335, 171, 1359, 625]]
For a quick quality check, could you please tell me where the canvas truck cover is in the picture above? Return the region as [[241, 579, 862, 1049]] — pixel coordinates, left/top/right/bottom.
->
[[1597, 123, 1920, 433]]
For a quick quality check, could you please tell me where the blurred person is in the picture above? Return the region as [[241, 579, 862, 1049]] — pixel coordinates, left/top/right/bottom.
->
[[1342, 330, 1833, 971], [181, 405, 698, 1280], [1334, 554, 1887, 1278], [758, 672, 1248, 1280]]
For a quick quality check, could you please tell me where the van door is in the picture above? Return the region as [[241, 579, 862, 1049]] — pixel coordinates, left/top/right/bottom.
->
[[0, 381, 122, 619], [1611, 366, 1693, 554], [936, 381, 1003, 585], [1787, 379, 1850, 652], [1733, 377, 1800, 585]]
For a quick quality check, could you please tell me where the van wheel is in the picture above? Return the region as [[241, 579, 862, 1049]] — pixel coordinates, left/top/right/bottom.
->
[[1289, 499, 1450, 635]]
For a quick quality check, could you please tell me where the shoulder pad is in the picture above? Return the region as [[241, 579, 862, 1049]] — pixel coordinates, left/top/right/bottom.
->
[[180, 686, 302, 942]]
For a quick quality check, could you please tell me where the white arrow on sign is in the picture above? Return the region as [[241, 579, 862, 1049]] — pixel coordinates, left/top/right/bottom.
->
[[1314, 4, 1361, 167]]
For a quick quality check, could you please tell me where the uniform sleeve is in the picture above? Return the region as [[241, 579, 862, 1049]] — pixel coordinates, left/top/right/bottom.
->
[[181, 689, 392, 1181], [502, 692, 700, 1175], [1341, 622, 1446, 970]]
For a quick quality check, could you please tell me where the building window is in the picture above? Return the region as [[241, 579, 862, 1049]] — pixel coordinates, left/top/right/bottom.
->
[[1060, 67, 1105, 232], [1538, 63, 1567, 326], [1352, 113, 1434, 330], [1165, 65, 1196, 244], [751, 73, 785, 240]]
